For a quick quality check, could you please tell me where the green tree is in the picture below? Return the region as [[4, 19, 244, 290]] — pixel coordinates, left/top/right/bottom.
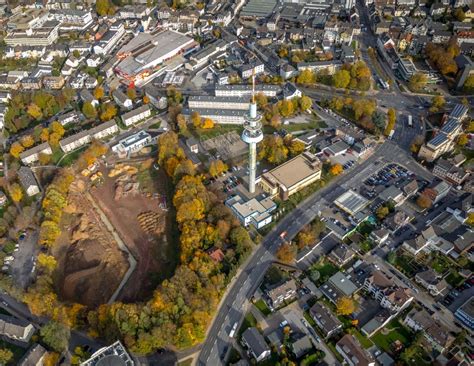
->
[[127, 87, 137, 100], [430, 95, 446, 113], [384, 108, 396, 136], [463, 74, 474, 93], [191, 111, 201, 128], [336, 297, 356, 316], [276, 243, 296, 263], [408, 73, 427, 92], [9, 142, 24, 158], [333, 70, 351, 89], [209, 160, 228, 177], [96, 0, 111, 16], [82, 102, 97, 119], [417, 194, 432, 209], [387, 251, 397, 264], [296, 69, 315, 84], [299, 95, 312, 111], [457, 134, 469, 146], [376, 206, 389, 220], [40, 321, 70, 352], [0, 348, 13, 365], [8, 183, 23, 202], [454, 7, 466, 21]]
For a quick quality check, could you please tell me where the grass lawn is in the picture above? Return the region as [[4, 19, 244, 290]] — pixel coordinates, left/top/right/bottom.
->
[[283, 118, 326, 133], [0, 340, 27, 365], [310, 261, 339, 285], [238, 312, 257, 337], [57, 145, 88, 167], [351, 329, 373, 349], [193, 124, 242, 141], [371, 320, 412, 353], [303, 311, 316, 327], [446, 270, 465, 287], [254, 299, 271, 316], [326, 341, 344, 363], [394, 254, 419, 277]]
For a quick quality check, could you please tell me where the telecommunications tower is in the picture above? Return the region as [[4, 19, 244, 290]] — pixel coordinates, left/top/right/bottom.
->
[[241, 73, 263, 194]]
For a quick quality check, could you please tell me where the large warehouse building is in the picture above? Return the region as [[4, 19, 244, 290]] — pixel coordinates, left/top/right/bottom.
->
[[114, 29, 198, 86], [258, 152, 322, 200]]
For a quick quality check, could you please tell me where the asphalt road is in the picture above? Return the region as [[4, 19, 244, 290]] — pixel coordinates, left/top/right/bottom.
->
[[197, 140, 425, 365]]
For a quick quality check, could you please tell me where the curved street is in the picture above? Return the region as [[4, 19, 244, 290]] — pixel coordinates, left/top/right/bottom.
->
[[197, 140, 426, 365]]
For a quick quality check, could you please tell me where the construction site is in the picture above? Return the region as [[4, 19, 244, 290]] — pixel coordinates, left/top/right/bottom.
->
[[54, 159, 177, 307]]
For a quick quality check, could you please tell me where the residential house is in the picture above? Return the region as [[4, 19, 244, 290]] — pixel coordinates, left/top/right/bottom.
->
[[378, 185, 405, 206], [321, 271, 359, 304], [266, 279, 297, 309], [113, 89, 133, 110], [59, 120, 119, 153], [454, 296, 473, 330], [241, 327, 271, 362], [310, 302, 342, 338], [19, 344, 47, 366], [121, 105, 151, 127], [433, 159, 470, 186], [19, 142, 52, 165], [422, 180, 451, 204], [363, 270, 413, 312], [370, 228, 390, 245], [17, 167, 40, 196], [415, 269, 448, 296], [0, 315, 35, 343], [290, 334, 312, 359], [404, 309, 454, 353], [57, 111, 82, 126], [80, 89, 99, 107], [328, 243, 356, 266], [336, 334, 375, 366], [42, 76, 65, 89]]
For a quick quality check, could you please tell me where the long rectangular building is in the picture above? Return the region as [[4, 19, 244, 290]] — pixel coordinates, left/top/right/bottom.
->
[[188, 95, 250, 110], [5, 21, 60, 46], [59, 120, 118, 153], [182, 107, 247, 124], [114, 29, 197, 86], [258, 152, 322, 200], [215, 84, 280, 97]]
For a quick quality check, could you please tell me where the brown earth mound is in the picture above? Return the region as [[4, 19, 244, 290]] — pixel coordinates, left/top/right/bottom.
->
[[57, 193, 129, 308]]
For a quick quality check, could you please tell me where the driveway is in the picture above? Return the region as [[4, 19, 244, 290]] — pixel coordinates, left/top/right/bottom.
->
[[281, 303, 341, 366]]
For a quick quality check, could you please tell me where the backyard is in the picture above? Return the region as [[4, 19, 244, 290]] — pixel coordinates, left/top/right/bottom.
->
[[254, 299, 271, 316], [371, 320, 413, 353]]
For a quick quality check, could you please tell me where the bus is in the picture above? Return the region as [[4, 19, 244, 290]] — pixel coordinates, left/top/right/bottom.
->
[[388, 129, 395, 140], [407, 115, 413, 128]]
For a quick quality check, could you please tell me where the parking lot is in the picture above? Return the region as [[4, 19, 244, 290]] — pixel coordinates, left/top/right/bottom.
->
[[363, 163, 413, 188], [7, 230, 39, 289]]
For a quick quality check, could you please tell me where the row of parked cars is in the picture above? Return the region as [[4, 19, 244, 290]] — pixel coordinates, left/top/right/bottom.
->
[[443, 278, 473, 306], [342, 160, 356, 170], [223, 176, 240, 193], [364, 163, 411, 186]]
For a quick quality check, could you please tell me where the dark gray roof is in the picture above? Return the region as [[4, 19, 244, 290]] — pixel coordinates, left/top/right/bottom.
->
[[17, 167, 38, 189], [19, 344, 46, 366], [242, 327, 270, 357]]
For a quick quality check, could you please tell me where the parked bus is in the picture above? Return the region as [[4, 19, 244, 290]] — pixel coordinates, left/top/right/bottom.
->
[[407, 115, 413, 128], [388, 129, 395, 140]]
